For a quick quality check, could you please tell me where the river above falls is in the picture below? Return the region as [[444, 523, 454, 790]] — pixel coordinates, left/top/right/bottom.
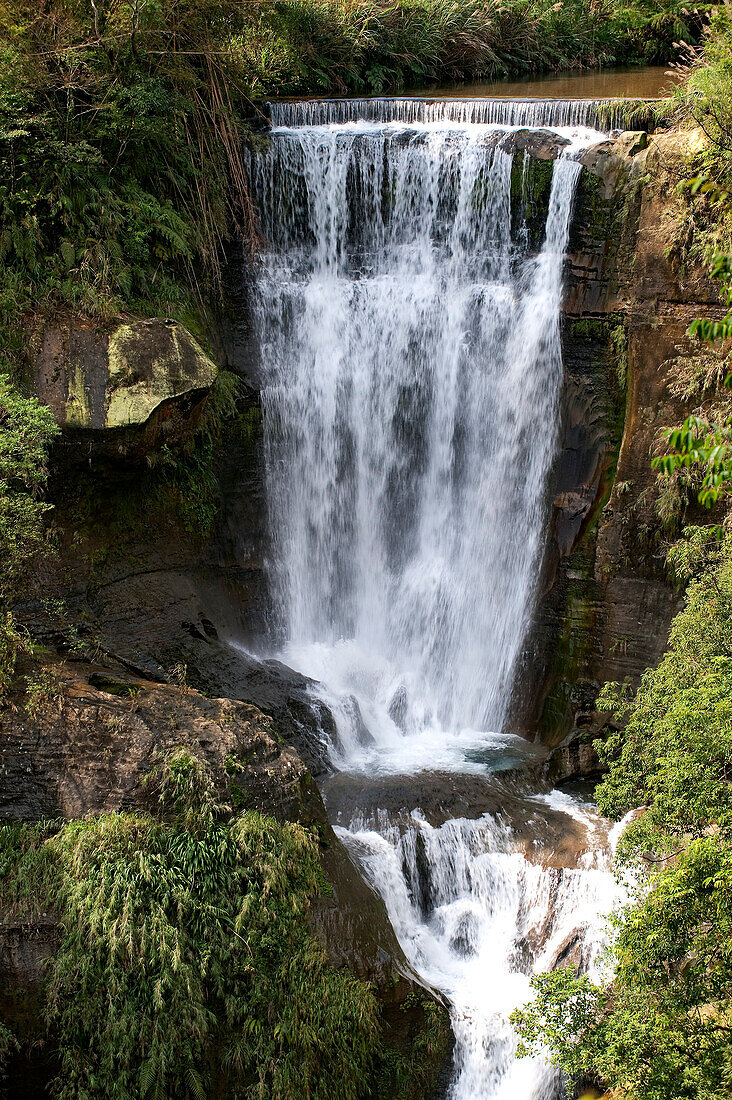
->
[[406, 63, 681, 102]]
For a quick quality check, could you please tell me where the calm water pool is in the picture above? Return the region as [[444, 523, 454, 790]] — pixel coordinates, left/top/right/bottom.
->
[[409, 63, 680, 100]]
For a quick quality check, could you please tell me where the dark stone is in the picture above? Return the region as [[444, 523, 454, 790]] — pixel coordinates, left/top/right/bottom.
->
[[512, 131, 728, 753], [500, 127, 571, 160]]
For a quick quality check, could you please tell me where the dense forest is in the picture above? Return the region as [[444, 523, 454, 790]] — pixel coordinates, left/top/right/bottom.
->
[[4, 1, 732, 1099]]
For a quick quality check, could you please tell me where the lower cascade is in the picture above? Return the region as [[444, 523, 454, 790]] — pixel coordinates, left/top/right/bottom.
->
[[248, 101, 624, 1097], [339, 796, 623, 1099]]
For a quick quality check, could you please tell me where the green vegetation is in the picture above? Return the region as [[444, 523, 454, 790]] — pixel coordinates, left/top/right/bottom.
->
[[242, 0, 702, 97], [0, 749, 435, 1099], [514, 537, 732, 1100], [0, 375, 58, 602], [682, 5, 732, 173], [0, 0, 710, 340], [0, 373, 58, 690]]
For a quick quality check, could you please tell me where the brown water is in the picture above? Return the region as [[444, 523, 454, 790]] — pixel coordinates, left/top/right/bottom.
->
[[414, 64, 680, 100]]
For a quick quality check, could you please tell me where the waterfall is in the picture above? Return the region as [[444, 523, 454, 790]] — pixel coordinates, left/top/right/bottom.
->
[[338, 793, 623, 1100], [247, 100, 620, 1098], [249, 114, 586, 770], [267, 96, 622, 131]]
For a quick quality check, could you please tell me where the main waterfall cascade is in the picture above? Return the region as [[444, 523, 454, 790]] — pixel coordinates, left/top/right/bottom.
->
[[247, 99, 624, 1098]]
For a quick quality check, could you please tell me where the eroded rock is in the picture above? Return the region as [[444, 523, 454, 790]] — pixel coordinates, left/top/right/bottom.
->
[[33, 316, 217, 454], [0, 658, 324, 824], [518, 128, 727, 752]]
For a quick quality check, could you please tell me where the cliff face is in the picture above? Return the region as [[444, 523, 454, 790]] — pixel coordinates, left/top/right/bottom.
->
[[1, 121, 723, 1094], [1, 662, 448, 1095], [15, 129, 721, 778], [522, 128, 726, 758], [3, 320, 452, 1097], [209, 128, 721, 762]]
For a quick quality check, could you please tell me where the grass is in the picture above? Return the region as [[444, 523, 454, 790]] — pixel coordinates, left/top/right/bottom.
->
[[243, 0, 708, 97]]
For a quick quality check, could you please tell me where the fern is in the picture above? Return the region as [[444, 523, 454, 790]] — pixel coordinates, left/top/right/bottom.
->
[[1, 752, 385, 1100]]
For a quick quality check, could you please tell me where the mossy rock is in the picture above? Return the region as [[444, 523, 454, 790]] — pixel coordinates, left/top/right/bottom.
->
[[33, 316, 217, 455]]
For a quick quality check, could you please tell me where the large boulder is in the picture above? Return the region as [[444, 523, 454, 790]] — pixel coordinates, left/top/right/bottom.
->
[[0, 658, 324, 824], [33, 317, 217, 455]]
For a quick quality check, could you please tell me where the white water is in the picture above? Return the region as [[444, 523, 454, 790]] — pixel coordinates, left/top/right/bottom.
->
[[248, 102, 618, 1097], [339, 794, 623, 1100], [268, 96, 623, 131]]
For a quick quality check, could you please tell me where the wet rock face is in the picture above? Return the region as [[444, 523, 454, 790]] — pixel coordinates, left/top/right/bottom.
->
[[323, 769, 605, 871], [33, 317, 217, 455], [26, 363, 340, 773], [519, 129, 725, 753], [499, 127, 571, 160], [0, 658, 325, 824], [0, 918, 58, 1099]]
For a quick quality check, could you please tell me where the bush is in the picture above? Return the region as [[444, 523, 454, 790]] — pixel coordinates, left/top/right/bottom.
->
[[1, 750, 383, 1100], [0, 373, 58, 690], [512, 544, 732, 1100], [683, 5, 732, 166]]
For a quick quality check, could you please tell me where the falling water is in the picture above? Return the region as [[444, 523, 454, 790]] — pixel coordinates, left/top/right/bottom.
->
[[267, 96, 623, 130], [247, 102, 619, 1097], [338, 794, 624, 1100]]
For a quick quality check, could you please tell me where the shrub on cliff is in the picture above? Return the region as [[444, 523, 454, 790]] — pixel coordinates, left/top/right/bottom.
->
[[0, 749, 384, 1099], [0, 373, 58, 691], [682, 4, 732, 166], [512, 541, 732, 1099], [0, 1, 257, 322]]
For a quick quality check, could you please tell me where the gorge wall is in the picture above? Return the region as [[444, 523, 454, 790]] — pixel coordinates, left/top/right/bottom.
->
[[518, 128, 725, 766], [1, 119, 726, 1096], [12, 126, 722, 809]]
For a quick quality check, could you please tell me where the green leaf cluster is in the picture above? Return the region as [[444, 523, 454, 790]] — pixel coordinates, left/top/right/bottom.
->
[[0, 1, 260, 326], [0, 372, 59, 690], [653, 252, 732, 510], [0, 373, 59, 599], [513, 542, 732, 1100], [0, 749, 384, 1099]]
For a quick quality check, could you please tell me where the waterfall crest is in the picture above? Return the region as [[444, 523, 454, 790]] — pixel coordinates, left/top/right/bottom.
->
[[267, 96, 622, 131]]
